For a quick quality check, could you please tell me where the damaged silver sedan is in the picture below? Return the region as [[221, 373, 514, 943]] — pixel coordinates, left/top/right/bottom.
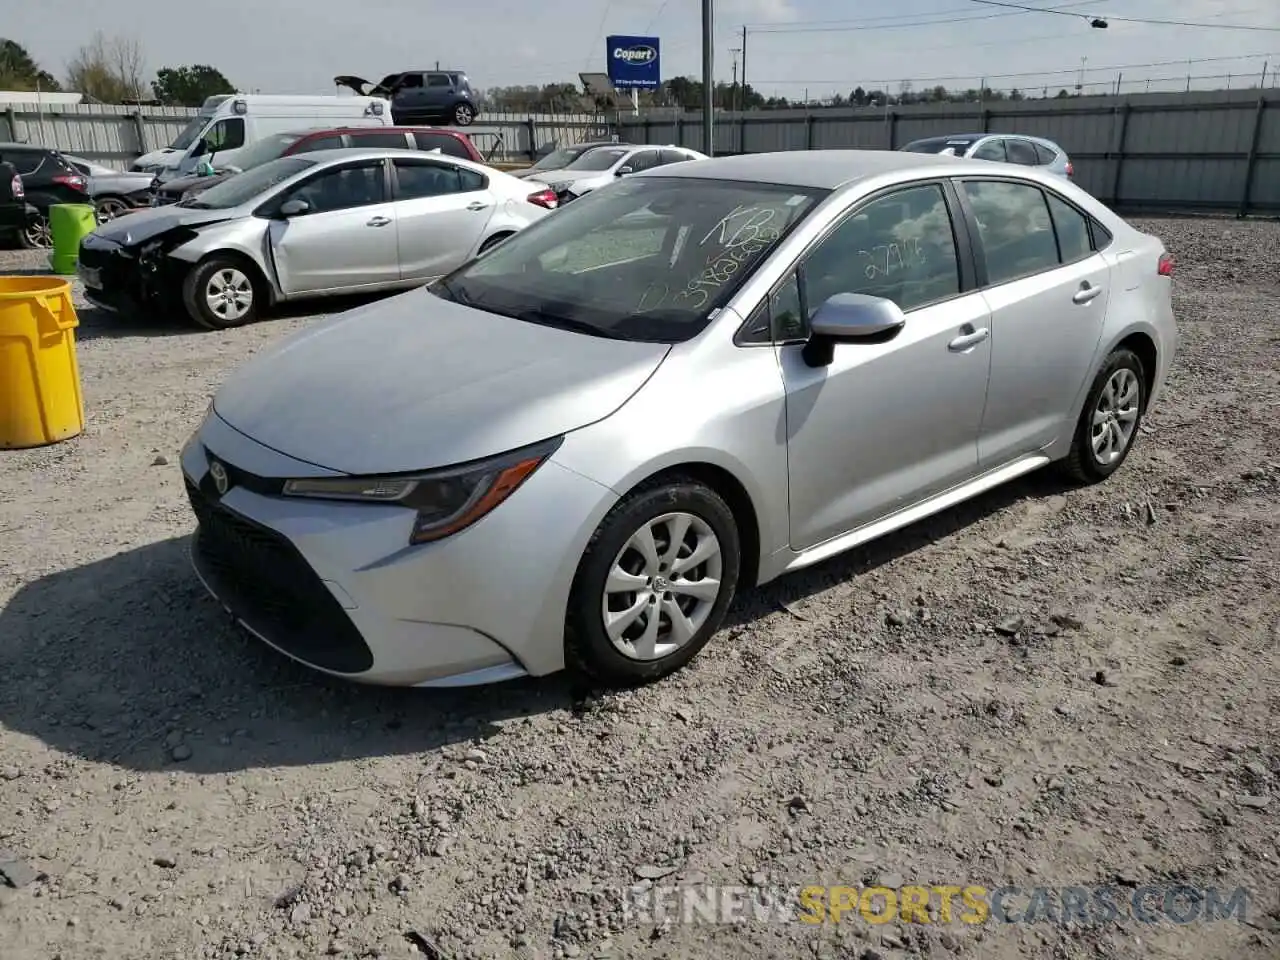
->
[[77, 148, 558, 330]]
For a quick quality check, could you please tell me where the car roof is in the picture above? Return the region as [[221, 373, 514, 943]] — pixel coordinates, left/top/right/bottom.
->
[[641, 149, 994, 189], [280, 147, 486, 168], [0, 142, 49, 151]]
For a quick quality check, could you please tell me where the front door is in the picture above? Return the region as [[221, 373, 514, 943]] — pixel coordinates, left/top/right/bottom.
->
[[268, 158, 399, 295], [779, 182, 993, 551], [958, 179, 1111, 465], [391, 158, 494, 281]]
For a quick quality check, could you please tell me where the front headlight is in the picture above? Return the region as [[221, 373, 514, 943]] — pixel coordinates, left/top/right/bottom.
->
[[281, 437, 562, 545]]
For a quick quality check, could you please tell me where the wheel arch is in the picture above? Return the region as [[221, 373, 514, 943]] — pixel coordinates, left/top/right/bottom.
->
[[1113, 330, 1159, 411], [186, 248, 275, 304]]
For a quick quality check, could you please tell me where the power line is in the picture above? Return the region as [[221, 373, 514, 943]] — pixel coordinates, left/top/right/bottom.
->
[[747, 1, 1102, 34], [750, 50, 1279, 86], [969, 0, 1280, 32]]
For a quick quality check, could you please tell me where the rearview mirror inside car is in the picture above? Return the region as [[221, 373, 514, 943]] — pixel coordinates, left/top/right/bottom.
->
[[804, 293, 906, 367], [279, 198, 311, 217]]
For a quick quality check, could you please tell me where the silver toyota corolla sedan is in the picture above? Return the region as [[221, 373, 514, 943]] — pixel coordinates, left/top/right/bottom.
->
[[78, 149, 558, 330], [180, 150, 1178, 689], [901, 133, 1074, 180]]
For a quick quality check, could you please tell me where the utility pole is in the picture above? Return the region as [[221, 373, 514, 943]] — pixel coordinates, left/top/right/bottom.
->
[[741, 26, 748, 110], [730, 46, 741, 113], [702, 0, 714, 155]]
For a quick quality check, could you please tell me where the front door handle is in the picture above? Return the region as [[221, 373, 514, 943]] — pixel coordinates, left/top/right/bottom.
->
[[466, 201, 489, 211], [1073, 282, 1103, 305], [948, 326, 991, 352], [366, 216, 391, 227]]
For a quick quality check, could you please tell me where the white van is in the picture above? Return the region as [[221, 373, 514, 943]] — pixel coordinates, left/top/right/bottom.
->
[[131, 94, 391, 177]]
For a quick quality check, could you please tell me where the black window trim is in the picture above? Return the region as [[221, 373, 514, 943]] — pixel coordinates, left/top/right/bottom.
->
[[734, 177, 979, 348], [952, 174, 1108, 290], [389, 156, 488, 200]]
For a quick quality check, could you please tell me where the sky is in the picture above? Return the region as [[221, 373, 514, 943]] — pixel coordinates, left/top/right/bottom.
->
[[8, 0, 1280, 101]]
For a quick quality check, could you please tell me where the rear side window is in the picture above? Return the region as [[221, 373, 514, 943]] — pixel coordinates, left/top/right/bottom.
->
[[414, 132, 470, 159], [1004, 139, 1038, 166], [1033, 142, 1058, 165], [971, 140, 1006, 162], [292, 135, 343, 153], [963, 180, 1058, 284], [5, 150, 45, 175], [394, 160, 486, 198], [457, 167, 486, 191], [349, 131, 412, 149], [1044, 192, 1091, 263], [1090, 220, 1113, 249], [427, 74, 452, 88], [659, 149, 692, 165]]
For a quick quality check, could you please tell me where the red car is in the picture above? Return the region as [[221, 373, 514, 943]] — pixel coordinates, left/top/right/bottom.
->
[[151, 126, 484, 206]]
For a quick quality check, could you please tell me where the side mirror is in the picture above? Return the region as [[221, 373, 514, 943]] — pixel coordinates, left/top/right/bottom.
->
[[616, 165, 633, 177], [803, 293, 906, 367], [279, 198, 310, 217]]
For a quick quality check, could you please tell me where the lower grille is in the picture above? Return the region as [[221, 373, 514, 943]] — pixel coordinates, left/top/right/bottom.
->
[[185, 478, 375, 674]]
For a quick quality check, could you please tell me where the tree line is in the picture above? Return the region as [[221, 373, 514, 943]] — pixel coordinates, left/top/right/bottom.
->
[[1, 35, 235, 106]]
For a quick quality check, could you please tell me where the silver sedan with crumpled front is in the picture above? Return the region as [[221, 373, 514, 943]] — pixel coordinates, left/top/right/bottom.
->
[[179, 149, 1177, 688]]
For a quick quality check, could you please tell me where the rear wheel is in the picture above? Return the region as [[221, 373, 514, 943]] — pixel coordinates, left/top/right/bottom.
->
[[94, 196, 131, 224], [565, 477, 741, 687], [478, 232, 514, 255], [1062, 348, 1147, 484], [20, 212, 50, 249], [182, 257, 261, 330], [453, 103, 476, 126]]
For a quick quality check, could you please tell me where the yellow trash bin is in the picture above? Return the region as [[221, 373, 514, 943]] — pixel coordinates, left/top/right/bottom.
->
[[0, 276, 86, 449]]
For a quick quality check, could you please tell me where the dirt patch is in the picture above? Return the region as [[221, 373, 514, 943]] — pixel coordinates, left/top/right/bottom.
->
[[0, 217, 1277, 960]]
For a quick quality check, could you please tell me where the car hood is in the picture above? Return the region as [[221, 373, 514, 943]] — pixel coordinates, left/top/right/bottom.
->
[[90, 204, 237, 247], [163, 173, 231, 196], [211, 287, 671, 475]]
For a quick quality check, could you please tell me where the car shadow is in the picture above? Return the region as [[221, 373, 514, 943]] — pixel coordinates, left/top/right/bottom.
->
[[0, 467, 1077, 774]]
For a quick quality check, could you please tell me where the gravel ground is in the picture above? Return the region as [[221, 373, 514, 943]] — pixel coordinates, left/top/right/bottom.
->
[[1, 217, 1278, 960]]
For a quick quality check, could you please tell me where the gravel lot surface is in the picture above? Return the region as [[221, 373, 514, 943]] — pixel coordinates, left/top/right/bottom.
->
[[1, 217, 1277, 960]]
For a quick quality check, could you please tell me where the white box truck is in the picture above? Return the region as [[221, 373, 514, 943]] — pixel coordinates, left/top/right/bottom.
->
[[132, 94, 392, 178]]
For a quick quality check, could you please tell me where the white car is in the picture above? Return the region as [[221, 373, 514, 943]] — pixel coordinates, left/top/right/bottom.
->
[[524, 144, 707, 202]]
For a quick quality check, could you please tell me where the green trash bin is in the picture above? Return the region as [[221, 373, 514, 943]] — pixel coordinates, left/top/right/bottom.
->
[[48, 203, 98, 276]]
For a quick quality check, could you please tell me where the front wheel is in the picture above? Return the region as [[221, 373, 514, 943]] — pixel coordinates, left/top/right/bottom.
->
[[182, 257, 261, 330], [453, 103, 476, 126], [565, 477, 741, 687], [1062, 347, 1148, 484]]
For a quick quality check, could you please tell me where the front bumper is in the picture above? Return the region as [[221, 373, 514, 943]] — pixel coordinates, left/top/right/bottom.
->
[[178, 410, 615, 686], [78, 232, 181, 314]]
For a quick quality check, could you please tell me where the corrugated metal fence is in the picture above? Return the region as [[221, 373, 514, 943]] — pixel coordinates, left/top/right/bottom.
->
[[619, 89, 1280, 215], [0, 103, 609, 167]]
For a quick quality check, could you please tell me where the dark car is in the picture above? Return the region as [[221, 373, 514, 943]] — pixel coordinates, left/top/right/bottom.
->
[[0, 143, 91, 247], [0, 161, 40, 248], [151, 125, 485, 207], [335, 71, 479, 127], [511, 140, 634, 179]]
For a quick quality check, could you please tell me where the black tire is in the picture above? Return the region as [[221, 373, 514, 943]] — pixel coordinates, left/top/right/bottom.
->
[[1061, 347, 1148, 484], [565, 476, 741, 688], [19, 211, 49, 249], [453, 103, 476, 126], [181, 256, 262, 331], [478, 232, 513, 255]]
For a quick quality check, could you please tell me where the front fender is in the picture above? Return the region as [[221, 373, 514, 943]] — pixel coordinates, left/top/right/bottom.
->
[[166, 219, 279, 299]]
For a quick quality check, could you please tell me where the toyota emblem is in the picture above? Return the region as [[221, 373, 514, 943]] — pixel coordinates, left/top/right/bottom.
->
[[209, 460, 229, 496]]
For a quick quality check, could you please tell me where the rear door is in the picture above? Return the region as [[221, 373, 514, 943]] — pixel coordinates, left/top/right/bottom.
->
[[267, 158, 399, 294], [424, 74, 455, 113], [958, 177, 1112, 465], [390, 157, 493, 280]]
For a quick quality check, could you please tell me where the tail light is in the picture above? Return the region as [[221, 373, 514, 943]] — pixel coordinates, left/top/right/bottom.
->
[[53, 173, 88, 193], [1157, 252, 1174, 277], [10, 174, 23, 199], [526, 188, 558, 209], [1064, 160, 1075, 178]]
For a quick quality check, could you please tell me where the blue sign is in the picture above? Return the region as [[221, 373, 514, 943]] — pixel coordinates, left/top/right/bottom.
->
[[606, 35, 661, 90]]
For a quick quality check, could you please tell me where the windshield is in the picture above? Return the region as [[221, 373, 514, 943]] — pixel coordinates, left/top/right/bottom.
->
[[902, 137, 976, 155], [564, 147, 632, 171], [228, 133, 307, 171], [431, 177, 826, 343], [170, 114, 214, 151], [184, 156, 315, 209], [529, 147, 590, 171]]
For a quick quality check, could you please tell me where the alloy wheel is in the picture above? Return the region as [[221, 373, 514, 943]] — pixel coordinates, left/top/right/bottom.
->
[[602, 512, 724, 661], [204, 268, 253, 323], [24, 215, 51, 248], [1091, 367, 1140, 465], [95, 198, 129, 224], [454, 104, 475, 125]]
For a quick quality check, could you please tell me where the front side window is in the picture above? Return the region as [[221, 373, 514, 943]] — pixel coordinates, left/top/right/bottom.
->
[[204, 118, 245, 152], [431, 177, 826, 343], [971, 139, 1006, 162], [902, 137, 977, 156], [565, 147, 631, 171], [625, 150, 661, 173], [186, 156, 316, 208], [741, 272, 805, 344], [803, 183, 961, 316], [660, 149, 692, 166], [963, 180, 1059, 284], [398, 73, 424, 89], [284, 160, 387, 213]]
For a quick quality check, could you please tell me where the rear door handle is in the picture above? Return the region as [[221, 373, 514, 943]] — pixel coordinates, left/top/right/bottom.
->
[[1073, 283, 1103, 305], [948, 327, 991, 352], [366, 216, 391, 227], [466, 201, 489, 211]]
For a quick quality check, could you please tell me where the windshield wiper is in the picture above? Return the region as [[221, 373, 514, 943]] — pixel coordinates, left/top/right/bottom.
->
[[514, 309, 626, 340]]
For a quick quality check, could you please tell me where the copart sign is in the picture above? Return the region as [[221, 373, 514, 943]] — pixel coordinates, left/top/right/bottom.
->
[[606, 35, 661, 89]]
